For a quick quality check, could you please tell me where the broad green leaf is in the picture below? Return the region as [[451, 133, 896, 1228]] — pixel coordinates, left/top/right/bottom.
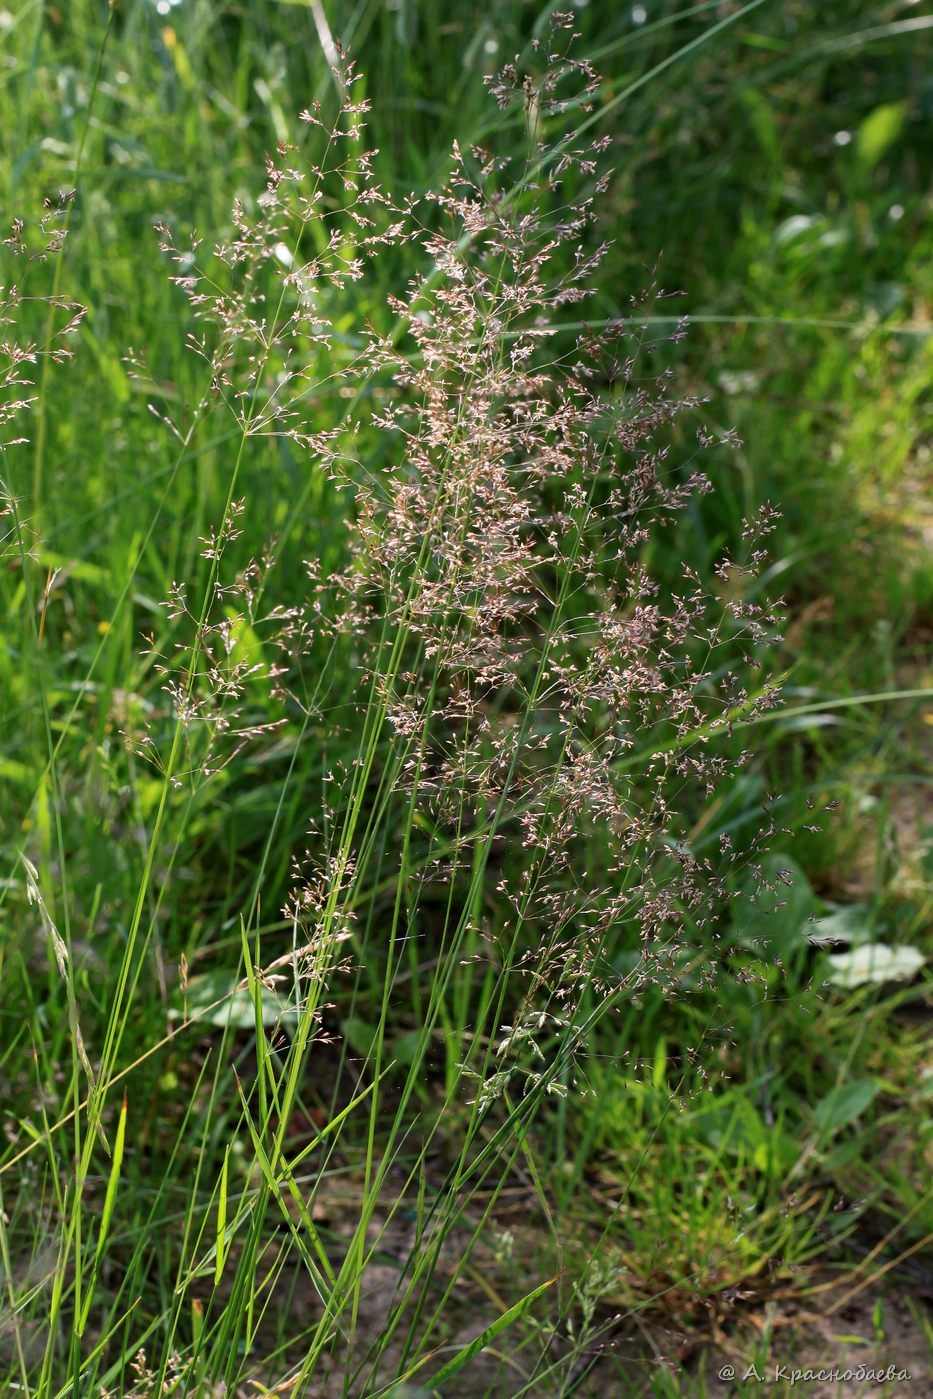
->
[[390, 1031, 423, 1066], [36, 549, 110, 585], [813, 1078, 879, 1134], [775, 214, 818, 244], [174, 970, 298, 1031], [652, 1036, 667, 1090], [773, 214, 848, 255], [825, 942, 925, 988], [223, 606, 267, 674], [856, 102, 906, 170], [341, 1015, 378, 1056]]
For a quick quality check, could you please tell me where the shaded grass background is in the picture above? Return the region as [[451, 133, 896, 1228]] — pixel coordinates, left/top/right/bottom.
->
[[1, 0, 932, 1393]]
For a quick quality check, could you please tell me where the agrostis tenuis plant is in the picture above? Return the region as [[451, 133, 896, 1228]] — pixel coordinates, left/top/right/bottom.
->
[[1, 14, 797, 1396]]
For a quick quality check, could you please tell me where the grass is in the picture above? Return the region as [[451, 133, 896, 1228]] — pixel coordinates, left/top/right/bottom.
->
[[1, 1, 932, 1395]]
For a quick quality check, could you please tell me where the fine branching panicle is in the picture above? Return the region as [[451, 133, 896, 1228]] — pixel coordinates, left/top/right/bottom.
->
[[165, 18, 787, 1099]]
